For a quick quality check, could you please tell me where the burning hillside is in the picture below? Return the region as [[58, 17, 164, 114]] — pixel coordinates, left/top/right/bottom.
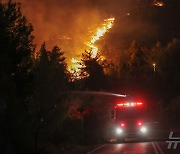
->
[[68, 17, 115, 77], [86, 17, 115, 58], [3, 0, 175, 80]]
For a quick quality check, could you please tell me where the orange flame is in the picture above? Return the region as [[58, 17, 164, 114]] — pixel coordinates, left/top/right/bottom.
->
[[154, 1, 164, 7], [86, 17, 115, 58], [68, 58, 82, 79], [68, 17, 115, 79]]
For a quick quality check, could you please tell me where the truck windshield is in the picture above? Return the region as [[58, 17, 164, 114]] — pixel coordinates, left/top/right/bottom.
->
[[116, 107, 146, 119]]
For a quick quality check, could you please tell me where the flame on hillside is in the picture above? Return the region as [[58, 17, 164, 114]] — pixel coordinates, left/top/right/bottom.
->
[[68, 58, 84, 80], [154, 1, 164, 7], [68, 17, 115, 80], [86, 17, 115, 58]]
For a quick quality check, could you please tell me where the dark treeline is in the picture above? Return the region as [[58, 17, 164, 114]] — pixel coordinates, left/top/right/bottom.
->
[[0, 1, 180, 153]]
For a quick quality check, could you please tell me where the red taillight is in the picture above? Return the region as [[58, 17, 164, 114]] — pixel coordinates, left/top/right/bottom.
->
[[138, 122, 142, 126], [121, 123, 125, 127], [120, 122, 125, 127], [137, 121, 143, 126]]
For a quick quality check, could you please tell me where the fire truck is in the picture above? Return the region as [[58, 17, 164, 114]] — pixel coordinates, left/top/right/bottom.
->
[[112, 99, 149, 142]]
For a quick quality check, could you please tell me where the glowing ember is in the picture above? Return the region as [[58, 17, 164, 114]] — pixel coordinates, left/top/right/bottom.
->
[[68, 58, 82, 73], [86, 17, 115, 58], [154, 1, 164, 7]]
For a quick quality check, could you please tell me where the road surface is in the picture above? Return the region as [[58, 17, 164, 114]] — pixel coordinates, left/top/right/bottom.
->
[[87, 141, 180, 154]]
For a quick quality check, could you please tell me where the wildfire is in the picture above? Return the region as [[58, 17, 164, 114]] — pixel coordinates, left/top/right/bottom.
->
[[68, 17, 115, 80], [70, 58, 82, 71], [154, 1, 164, 7], [68, 58, 83, 80], [86, 17, 115, 58]]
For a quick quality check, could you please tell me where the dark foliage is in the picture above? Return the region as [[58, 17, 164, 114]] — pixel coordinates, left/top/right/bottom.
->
[[0, 0, 180, 153]]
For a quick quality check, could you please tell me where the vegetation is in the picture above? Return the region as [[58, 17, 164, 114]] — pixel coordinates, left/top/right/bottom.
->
[[0, 0, 180, 153]]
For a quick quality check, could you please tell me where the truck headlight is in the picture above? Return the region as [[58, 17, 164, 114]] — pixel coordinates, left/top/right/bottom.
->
[[140, 126, 147, 133], [116, 128, 123, 134]]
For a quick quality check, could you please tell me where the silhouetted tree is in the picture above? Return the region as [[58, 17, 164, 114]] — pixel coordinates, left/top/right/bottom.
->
[[128, 41, 150, 79], [115, 41, 151, 93], [30, 43, 68, 152], [0, 1, 34, 153], [80, 51, 108, 90], [0, 1, 34, 99], [149, 39, 180, 100]]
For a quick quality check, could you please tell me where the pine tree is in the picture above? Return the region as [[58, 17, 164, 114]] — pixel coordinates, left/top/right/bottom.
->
[[31, 44, 68, 151], [0, 1, 34, 152], [80, 51, 108, 90]]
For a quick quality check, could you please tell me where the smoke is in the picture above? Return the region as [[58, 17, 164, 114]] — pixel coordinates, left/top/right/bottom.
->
[[3, 0, 160, 62], [18, 0, 104, 60], [14, 0, 116, 61]]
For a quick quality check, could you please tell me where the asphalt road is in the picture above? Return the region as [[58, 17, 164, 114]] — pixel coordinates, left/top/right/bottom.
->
[[87, 140, 180, 154]]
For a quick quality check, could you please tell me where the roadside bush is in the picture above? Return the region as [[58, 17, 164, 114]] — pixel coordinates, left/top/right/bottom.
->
[[61, 118, 84, 143], [165, 96, 180, 128]]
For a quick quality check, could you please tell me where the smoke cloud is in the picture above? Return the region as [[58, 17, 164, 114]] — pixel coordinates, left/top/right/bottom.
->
[[3, 0, 159, 62]]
